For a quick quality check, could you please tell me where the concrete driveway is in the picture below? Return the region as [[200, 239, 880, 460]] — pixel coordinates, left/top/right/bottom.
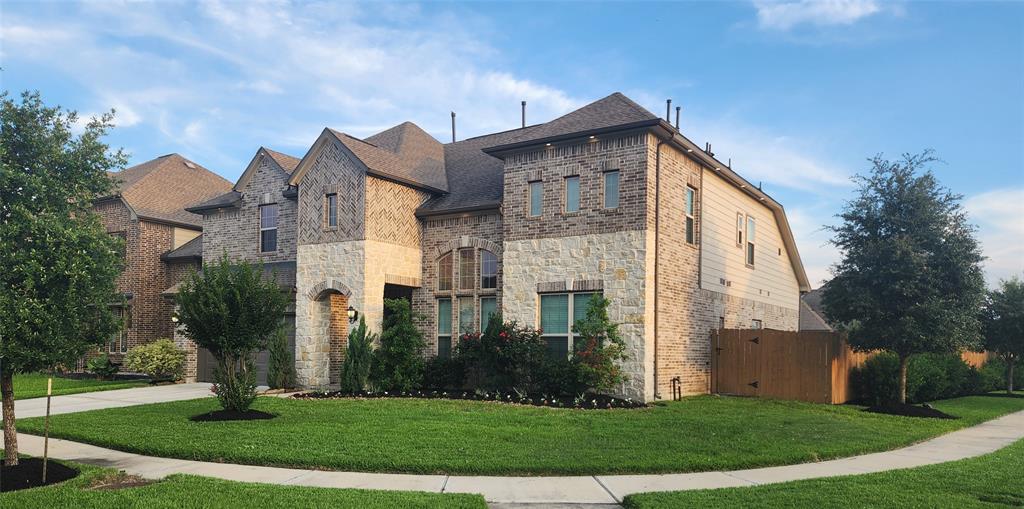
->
[[5, 382, 213, 419]]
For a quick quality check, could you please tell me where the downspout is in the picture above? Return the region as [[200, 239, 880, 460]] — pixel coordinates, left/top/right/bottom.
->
[[653, 137, 666, 400]]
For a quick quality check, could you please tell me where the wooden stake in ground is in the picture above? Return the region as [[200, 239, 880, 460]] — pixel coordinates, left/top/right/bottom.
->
[[42, 377, 52, 483]]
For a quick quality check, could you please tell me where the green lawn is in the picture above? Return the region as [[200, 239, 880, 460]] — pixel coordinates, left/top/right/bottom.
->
[[0, 460, 484, 509], [17, 394, 1024, 475], [14, 373, 149, 400], [623, 436, 1024, 508]]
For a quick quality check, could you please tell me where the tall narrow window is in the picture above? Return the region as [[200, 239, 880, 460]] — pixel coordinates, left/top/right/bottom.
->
[[603, 170, 620, 209], [259, 203, 278, 253], [736, 212, 744, 246], [746, 215, 756, 266], [437, 298, 452, 358], [480, 250, 497, 289], [540, 294, 569, 359], [109, 307, 128, 353], [458, 297, 475, 333], [480, 297, 497, 331], [459, 249, 475, 290], [437, 253, 453, 291], [325, 193, 338, 228], [685, 186, 696, 244], [529, 180, 543, 217], [564, 175, 580, 213]]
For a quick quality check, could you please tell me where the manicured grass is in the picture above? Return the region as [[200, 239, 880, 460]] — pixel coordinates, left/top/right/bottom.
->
[[18, 394, 1024, 475], [14, 373, 149, 400], [0, 459, 485, 509], [623, 436, 1024, 508]]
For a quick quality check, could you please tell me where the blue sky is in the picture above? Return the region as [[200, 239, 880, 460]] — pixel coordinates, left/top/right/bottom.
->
[[3, 0, 1022, 287]]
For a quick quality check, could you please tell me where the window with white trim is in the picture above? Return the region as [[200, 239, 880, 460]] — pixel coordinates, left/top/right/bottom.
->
[[603, 170, 620, 209], [528, 180, 543, 217], [437, 298, 452, 359], [564, 175, 580, 213], [685, 186, 696, 244], [746, 215, 756, 266], [539, 292, 600, 359], [736, 212, 744, 246], [259, 203, 278, 253]]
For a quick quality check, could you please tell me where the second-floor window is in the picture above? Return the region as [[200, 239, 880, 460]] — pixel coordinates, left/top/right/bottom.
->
[[528, 180, 543, 217], [685, 186, 696, 244], [325, 193, 338, 228], [564, 175, 580, 213], [438, 252, 453, 291], [260, 203, 278, 253], [736, 213, 744, 246], [480, 250, 497, 289], [603, 170, 620, 209], [746, 215, 756, 267], [459, 249, 475, 290]]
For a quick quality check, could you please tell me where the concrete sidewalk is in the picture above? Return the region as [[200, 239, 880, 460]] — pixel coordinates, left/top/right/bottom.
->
[[8, 406, 1023, 504], [6, 382, 213, 419]]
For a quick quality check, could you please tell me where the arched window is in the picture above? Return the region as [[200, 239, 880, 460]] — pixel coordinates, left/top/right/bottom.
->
[[480, 250, 497, 289], [438, 252, 453, 291]]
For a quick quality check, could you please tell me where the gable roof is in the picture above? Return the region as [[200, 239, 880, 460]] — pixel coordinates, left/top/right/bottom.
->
[[233, 147, 301, 192], [107, 154, 233, 228], [498, 92, 659, 148]]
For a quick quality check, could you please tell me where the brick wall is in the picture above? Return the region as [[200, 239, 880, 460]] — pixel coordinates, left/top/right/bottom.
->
[[297, 138, 366, 246]]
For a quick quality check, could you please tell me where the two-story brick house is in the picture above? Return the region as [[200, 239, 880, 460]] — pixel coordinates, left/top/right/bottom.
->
[[91, 153, 232, 369], [190, 92, 809, 400]]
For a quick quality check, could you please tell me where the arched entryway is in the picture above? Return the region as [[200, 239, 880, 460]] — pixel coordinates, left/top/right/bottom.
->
[[308, 280, 353, 387]]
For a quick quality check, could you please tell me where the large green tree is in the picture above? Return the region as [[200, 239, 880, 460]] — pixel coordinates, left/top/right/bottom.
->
[[0, 91, 126, 465], [822, 151, 985, 404], [982, 277, 1024, 393], [174, 255, 288, 412]]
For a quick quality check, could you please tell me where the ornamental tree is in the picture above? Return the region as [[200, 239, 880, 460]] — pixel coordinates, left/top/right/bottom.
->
[[0, 91, 126, 465], [822, 151, 985, 404], [982, 277, 1024, 393], [174, 255, 288, 411], [572, 294, 628, 392]]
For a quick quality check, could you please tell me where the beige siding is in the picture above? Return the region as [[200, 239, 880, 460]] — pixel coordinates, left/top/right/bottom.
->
[[172, 227, 200, 249], [699, 170, 800, 311]]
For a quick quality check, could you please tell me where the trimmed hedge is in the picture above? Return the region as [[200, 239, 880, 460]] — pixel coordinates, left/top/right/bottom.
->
[[851, 352, 999, 405]]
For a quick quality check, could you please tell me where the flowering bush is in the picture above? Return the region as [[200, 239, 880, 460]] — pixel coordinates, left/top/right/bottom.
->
[[455, 316, 548, 393]]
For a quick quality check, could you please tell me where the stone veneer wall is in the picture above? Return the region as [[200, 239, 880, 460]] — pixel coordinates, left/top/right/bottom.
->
[[502, 230, 652, 401]]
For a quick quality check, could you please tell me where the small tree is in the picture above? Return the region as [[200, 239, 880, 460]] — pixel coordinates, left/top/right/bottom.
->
[[370, 299, 425, 392], [175, 256, 288, 412], [266, 327, 295, 390], [823, 151, 986, 404], [340, 316, 374, 392], [0, 91, 126, 466], [572, 294, 629, 393], [982, 277, 1024, 394]]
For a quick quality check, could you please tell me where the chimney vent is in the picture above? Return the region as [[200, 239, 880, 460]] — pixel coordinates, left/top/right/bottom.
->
[[451, 111, 456, 143], [521, 101, 526, 128], [675, 106, 680, 129], [665, 99, 672, 122]]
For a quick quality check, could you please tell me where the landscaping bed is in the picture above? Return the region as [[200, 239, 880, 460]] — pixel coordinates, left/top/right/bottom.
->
[[17, 393, 1024, 476], [1, 458, 80, 493], [13, 373, 149, 400], [622, 435, 1024, 509], [293, 389, 646, 409]]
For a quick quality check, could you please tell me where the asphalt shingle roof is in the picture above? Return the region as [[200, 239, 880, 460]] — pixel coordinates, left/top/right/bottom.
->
[[108, 154, 233, 228], [498, 92, 659, 147], [161, 235, 203, 261], [263, 148, 300, 174], [332, 122, 448, 192], [799, 288, 833, 331]]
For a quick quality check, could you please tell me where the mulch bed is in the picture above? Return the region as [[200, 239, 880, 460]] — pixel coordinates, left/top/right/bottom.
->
[[863, 403, 957, 419], [189, 409, 277, 422], [1, 458, 79, 492], [292, 389, 647, 410]]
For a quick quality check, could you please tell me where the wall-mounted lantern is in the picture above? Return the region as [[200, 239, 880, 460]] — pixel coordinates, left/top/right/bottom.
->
[[347, 306, 358, 324]]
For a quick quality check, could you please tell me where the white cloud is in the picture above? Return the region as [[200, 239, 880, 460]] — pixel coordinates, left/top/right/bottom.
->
[[787, 205, 841, 288], [754, 0, 885, 31], [964, 188, 1024, 286]]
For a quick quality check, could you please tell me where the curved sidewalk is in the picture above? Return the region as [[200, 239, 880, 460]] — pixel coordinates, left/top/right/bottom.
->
[[10, 408, 1023, 504]]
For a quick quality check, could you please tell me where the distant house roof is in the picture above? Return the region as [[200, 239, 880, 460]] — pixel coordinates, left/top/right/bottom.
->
[[799, 288, 833, 331], [161, 235, 203, 262], [185, 190, 242, 213], [162, 260, 296, 296], [106, 154, 233, 228]]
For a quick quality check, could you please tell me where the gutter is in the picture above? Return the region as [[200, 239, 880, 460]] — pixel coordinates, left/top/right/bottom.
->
[[415, 202, 501, 218], [653, 137, 666, 401]]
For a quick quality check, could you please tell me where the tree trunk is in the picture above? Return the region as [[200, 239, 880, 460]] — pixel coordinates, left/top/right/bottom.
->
[[898, 354, 909, 404], [1, 367, 18, 466], [1009, 359, 1015, 395]]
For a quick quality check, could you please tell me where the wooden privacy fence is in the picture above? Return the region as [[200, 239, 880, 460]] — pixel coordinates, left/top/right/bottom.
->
[[711, 329, 987, 404]]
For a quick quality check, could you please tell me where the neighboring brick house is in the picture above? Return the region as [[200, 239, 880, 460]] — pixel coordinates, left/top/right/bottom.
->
[[195, 92, 810, 400], [89, 153, 232, 370]]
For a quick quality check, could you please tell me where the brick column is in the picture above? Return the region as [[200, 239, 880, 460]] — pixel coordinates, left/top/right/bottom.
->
[[328, 293, 349, 387]]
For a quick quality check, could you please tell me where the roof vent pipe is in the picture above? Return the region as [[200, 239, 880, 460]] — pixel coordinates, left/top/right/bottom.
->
[[521, 101, 526, 128], [665, 99, 672, 122], [675, 106, 680, 130], [451, 111, 456, 143]]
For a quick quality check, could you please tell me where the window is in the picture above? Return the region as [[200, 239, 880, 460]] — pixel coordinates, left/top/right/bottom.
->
[[437, 298, 452, 358], [751, 319, 763, 330], [480, 297, 497, 331], [564, 175, 580, 213], [480, 250, 497, 289], [685, 186, 696, 244], [259, 203, 278, 253], [437, 253, 453, 291], [718, 316, 725, 330], [459, 249, 475, 290], [746, 215, 756, 266], [603, 171, 620, 209], [736, 213, 744, 246], [325, 193, 338, 228], [109, 231, 126, 259], [528, 180, 543, 217], [458, 297, 475, 334], [109, 307, 128, 354], [539, 292, 599, 359]]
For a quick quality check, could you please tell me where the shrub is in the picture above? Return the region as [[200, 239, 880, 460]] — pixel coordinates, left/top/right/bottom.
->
[[266, 328, 295, 390], [213, 357, 257, 412], [86, 354, 119, 380], [370, 299, 426, 392], [571, 294, 628, 392], [535, 358, 587, 396], [341, 316, 375, 392], [123, 339, 185, 381], [852, 352, 993, 405], [456, 316, 549, 393], [423, 355, 466, 391], [981, 358, 1024, 392]]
